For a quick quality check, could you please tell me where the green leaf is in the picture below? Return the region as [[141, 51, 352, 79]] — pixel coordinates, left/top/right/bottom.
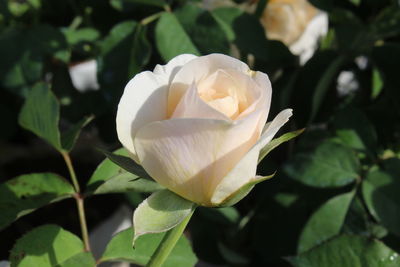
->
[[97, 21, 151, 100], [100, 148, 152, 180], [309, 55, 347, 123], [19, 82, 62, 151], [111, 0, 166, 10], [175, 4, 230, 55], [93, 173, 163, 195], [56, 252, 95, 267], [371, 67, 384, 99], [133, 190, 195, 243], [258, 129, 304, 163], [9, 225, 85, 267], [100, 228, 197, 267], [290, 234, 400, 267], [362, 158, 400, 236], [285, 141, 360, 188], [155, 12, 200, 62], [0, 173, 75, 230], [61, 115, 93, 152], [297, 191, 355, 253], [63, 28, 100, 45], [86, 148, 129, 192], [333, 107, 377, 153]]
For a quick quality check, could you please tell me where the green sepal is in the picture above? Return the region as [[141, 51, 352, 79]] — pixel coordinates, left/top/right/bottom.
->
[[133, 189, 196, 245], [258, 128, 305, 163], [99, 148, 153, 180], [218, 173, 275, 207]]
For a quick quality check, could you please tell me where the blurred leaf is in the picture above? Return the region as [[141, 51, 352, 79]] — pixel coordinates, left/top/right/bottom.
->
[[290, 234, 400, 267], [258, 128, 305, 163], [155, 12, 200, 61], [371, 67, 384, 99], [212, 7, 293, 65], [199, 206, 240, 225], [297, 191, 355, 253], [333, 107, 377, 153], [56, 252, 95, 267], [98, 21, 151, 99], [370, 5, 400, 39], [175, 4, 230, 55], [133, 190, 195, 243], [111, 0, 165, 10], [19, 82, 62, 151], [218, 242, 249, 265], [100, 228, 197, 266], [93, 173, 163, 195], [309, 55, 347, 123], [362, 158, 400, 236], [100, 148, 152, 180], [285, 141, 360, 187], [61, 115, 93, 152], [0, 173, 74, 230], [309, 0, 334, 11], [9, 225, 86, 267], [64, 28, 100, 45]]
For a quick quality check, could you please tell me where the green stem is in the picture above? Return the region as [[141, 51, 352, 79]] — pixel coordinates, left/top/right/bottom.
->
[[62, 152, 80, 192], [61, 152, 91, 251], [146, 209, 195, 267], [141, 11, 164, 25], [76, 195, 91, 252]]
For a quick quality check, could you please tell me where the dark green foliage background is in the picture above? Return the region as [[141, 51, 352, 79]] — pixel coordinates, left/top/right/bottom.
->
[[1, 0, 400, 266]]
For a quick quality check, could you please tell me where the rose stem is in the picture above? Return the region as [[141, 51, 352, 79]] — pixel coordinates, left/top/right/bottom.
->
[[62, 151, 91, 252], [146, 209, 196, 267]]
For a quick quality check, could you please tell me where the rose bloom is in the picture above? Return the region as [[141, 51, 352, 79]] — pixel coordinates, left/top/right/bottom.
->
[[261, 0, 328, 64], [117, 54, 292, 206]]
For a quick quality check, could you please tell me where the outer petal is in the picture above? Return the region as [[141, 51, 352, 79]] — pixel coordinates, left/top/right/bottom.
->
[[134, 112, 263, 206], [167, 54, 250, 116], [211, 108, 293, 205], [116, 54, 197, 160]]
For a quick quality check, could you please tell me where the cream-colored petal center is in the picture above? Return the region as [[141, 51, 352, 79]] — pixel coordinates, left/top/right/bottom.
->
[[198, 69, 253, 119]]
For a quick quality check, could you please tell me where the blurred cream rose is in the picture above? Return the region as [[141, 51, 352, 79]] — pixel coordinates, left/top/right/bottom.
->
[[261, 0, 328, 64], [117, 54, 292, 206]]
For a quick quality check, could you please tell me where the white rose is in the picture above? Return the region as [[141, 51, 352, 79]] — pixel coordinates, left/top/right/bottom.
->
[[116, 54, 292, 206], [261, 0, 328, 64]]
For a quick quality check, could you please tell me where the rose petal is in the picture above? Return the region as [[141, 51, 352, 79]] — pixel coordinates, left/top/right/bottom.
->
[[134, 112, 263, 206], [167, 54, 250, 116], [171, 83, 229, 120], [116, 54, 196, 160], [211, 108, 293, 205], [153, 54, 198, 81]]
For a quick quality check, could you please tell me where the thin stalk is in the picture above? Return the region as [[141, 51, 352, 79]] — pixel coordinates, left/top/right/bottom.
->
[[146, 209, 195, 267], [61, 152, 80, 192], [61, 151, 91, 251], [76, 195, 91, 252], [141, 11, 164, 25]]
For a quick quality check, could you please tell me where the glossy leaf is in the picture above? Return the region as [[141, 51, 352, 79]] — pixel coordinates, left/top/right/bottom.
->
[[297, 191, 355, 253], [57, 252, 95, 267], [100, 228, 197, 267], [93, 173, 163, 195], [362, 158, 400, 236], [98, 21, 151, 99], [290, 234, 400, 267], [285, 141, 360, 187], [133, 190, 195, 243], [155, 12, 200, 61], [0, 173, 75, 230], [333, 107, 377, 153], [19, 83, 62, 151], [9, 225, 85, 267]]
